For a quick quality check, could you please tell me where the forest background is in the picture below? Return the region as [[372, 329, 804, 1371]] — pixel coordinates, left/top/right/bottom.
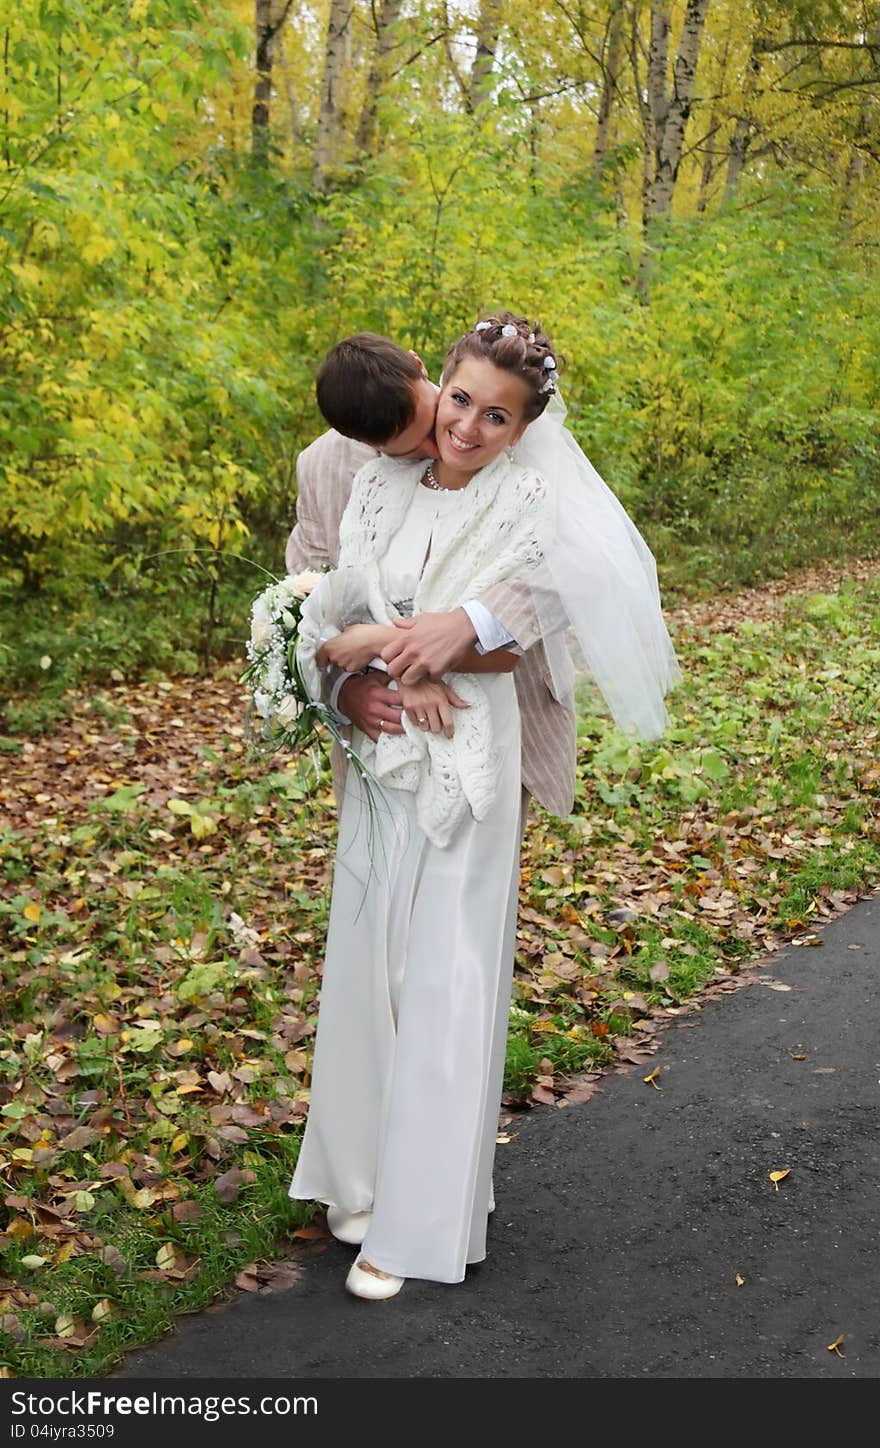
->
[[1, 0, 879, 707]]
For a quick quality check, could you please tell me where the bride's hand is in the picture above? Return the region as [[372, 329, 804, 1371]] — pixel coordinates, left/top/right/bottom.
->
[[398, 680, 470, 739], [317, 624, 396, 672]]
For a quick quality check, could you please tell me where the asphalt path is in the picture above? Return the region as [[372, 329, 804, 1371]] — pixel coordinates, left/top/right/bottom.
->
[[115, 891, 880, 1382]]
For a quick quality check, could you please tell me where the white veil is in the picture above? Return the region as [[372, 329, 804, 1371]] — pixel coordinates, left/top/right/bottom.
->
[[513, 393, 681, 739]]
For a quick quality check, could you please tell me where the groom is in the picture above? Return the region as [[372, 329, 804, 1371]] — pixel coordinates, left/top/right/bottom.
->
[[285, 331, 576, 819]]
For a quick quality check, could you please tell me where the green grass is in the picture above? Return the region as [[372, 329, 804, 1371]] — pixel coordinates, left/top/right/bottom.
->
[[2, 1155, 314, 1378], [0, 559, 263, 736]]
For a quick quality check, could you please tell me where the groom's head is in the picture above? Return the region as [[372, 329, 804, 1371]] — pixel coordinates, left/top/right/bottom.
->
[[316, 333, 439, 459]]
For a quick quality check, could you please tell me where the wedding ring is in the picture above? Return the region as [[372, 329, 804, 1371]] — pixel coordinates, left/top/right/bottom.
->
[[379, 720, 385, 731], [418, 715, 428, 723]]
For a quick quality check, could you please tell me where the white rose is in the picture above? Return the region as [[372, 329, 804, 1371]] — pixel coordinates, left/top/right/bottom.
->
[[276, 695, 304, 726], [289, 569, 323, 598], [250, 603, 273, 650]]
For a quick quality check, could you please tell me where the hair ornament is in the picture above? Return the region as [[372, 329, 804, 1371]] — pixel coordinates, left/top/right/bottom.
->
[[449, 309, 559, 421]]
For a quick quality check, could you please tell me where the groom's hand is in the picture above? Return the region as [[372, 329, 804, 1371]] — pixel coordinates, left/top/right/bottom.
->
[[381, 609, 478, 685], [337, 671, 404, 742]]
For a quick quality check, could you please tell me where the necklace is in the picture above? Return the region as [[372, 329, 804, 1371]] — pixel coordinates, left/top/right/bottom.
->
[[424, 461, 455, 491]]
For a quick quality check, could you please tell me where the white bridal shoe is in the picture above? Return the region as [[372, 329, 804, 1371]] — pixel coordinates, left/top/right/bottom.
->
[[345, 1258, 405, 1300], [326, 1206, 372, 1246]]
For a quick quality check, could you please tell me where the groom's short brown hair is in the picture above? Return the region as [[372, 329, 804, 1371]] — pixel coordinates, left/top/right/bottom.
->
[[316, 333, 422, 444]]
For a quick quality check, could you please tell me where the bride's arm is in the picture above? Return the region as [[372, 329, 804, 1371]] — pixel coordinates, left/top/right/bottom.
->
[[317, 622, 397, 672]]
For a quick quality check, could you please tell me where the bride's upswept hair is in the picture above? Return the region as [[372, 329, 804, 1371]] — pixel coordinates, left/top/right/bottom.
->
[[443, 311, 562, 421]]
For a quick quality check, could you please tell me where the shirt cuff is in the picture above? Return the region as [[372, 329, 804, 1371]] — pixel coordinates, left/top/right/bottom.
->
[[462, 600, 516, 655], [328, 668, 358, 724]]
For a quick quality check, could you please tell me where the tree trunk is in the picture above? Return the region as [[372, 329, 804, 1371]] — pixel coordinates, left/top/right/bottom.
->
[[277, 24, 304, 153], [252, 0, 295, 166], [592, 0, 625, 177], [840, 21, 880, 219], [643, 1, 670, 224], [644, 0, 711, 223], [355, 0, 404, 157], [4, 28, 11, 170], [697, 19, 732, 212], [723, 41, 761, 205], [628, 2, 655, 232], [471, 0, 503, 109], [252, 0, 273, 166], [313, 0, 354, 191]]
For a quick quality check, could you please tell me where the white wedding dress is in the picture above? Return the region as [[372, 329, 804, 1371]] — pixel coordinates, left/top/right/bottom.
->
[[288, 483, 523, 1283]]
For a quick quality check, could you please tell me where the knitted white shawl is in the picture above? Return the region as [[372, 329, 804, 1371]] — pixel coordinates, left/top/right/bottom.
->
[[297, 449, 549, 847]]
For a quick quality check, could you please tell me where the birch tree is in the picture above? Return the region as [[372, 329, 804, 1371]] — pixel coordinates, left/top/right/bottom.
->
[[643, 0, 712, 223], [252, 0, 295, 166], [355, 0, 404, 156], [723, 37, 761, 203], [471, 0, 504, 107], [593, 0, 626, 175], [313, 0, 354, 190]]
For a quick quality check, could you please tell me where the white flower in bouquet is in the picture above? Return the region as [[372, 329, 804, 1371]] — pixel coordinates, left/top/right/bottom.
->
[[253, 688, 272, 721], [276, 695, 304, 726], [250, 601, 273, 650], [288, 569, 324, 599]]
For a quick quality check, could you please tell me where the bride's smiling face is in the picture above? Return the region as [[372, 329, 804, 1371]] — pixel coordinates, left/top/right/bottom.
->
[[435, 358, 530, 476]]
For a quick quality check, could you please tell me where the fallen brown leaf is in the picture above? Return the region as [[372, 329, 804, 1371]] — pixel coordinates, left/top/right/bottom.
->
[[215, 1167, 256, 1204]]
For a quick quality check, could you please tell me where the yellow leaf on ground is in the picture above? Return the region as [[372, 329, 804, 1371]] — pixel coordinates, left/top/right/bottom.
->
[[7, 1220, 37, 1242], [118, 1179, 159, 1209], [23, 903, 41, 923], [827, 1334, 845, 1356], [92, 1300, 113, 1323], [735, 1272, 745, 1287], [155, 1243, 176, 1270], [643, 1067, 661, 1089], [54, 1314, 76, 1339], [769, 1169, 791, 1190]]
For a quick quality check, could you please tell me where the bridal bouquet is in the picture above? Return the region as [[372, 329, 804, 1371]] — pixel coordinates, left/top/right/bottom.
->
[[243, 569, 383, 818], [242, 569, 327, 750], [242, 568, 365, 766]]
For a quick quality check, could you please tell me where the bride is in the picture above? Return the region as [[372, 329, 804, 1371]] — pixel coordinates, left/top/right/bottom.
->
[[288, 311, 679, 1298]]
